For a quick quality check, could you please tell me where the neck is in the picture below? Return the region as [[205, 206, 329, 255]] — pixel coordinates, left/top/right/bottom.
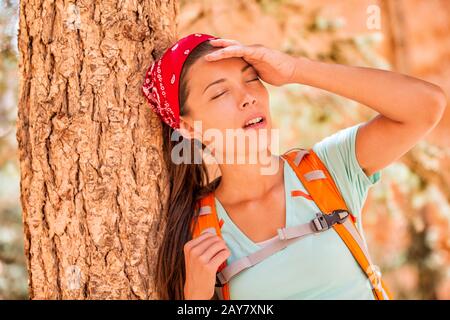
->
[[214, 148, 285, 206]]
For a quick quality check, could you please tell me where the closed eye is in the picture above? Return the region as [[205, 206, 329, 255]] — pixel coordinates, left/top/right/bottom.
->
[[211, 77, 260, 100], [211, 91, 227, 100]]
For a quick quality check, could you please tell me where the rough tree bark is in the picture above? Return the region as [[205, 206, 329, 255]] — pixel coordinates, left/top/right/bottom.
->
[[16, 0, 178, 299]]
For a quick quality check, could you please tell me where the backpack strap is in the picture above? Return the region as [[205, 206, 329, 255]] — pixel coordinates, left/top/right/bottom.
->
[[216, 210, 350, 285], [281, 147, 392, 300], [190, 148, 391, 300], [190, 193, 230, 300]]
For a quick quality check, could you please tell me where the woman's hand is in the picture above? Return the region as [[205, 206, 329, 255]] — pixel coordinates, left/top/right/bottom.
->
[[183, 232, 230, 300], [204, 38, 299, 87]]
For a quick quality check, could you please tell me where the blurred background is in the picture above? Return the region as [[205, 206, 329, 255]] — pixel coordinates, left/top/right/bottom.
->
[[1, 0, 449, 299]]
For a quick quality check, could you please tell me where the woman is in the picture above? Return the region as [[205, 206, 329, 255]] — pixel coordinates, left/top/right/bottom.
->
[[142, 33, 447, 300]]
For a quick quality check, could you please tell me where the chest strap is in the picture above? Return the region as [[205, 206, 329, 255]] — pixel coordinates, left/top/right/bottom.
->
[[193, 148, 392, 300], [216, 210, 349, 286]]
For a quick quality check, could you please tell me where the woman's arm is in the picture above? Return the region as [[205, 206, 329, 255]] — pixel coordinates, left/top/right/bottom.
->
[[292, 57, 448, 177], [203, 39, 447, 177]]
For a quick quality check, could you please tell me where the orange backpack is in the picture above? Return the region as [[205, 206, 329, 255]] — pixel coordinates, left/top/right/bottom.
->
[[190, 148, 392, 300]]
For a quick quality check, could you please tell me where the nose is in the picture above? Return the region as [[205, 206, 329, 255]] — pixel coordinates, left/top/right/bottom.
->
[[239, 91, 257, 110]]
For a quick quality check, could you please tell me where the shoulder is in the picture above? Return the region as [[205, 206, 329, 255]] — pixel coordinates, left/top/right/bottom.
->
[[312, 124, 360, 157], [309, 123, 381, 221], [312, 123, 380, 186]]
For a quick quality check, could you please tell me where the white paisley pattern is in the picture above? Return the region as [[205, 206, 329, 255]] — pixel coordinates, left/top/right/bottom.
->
[[141, 33, 219, 129]]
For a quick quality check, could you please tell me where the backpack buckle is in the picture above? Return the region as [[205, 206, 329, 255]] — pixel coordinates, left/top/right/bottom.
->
[[312, 209, 349, 232]]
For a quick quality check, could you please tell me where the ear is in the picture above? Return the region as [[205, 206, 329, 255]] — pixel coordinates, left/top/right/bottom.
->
[[178, 116, 195, 140]]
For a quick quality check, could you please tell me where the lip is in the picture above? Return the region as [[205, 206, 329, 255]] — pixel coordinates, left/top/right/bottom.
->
[[242, 113, 267, 130]]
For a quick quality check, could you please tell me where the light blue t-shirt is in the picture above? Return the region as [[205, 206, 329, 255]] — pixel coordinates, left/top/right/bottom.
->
[[214, 123, 381, 300]]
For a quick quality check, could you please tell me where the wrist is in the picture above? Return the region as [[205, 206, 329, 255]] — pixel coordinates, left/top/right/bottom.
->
[[184, 285, 212, 300], [290, 56, 312, 85], [184, 291, 213, 300]]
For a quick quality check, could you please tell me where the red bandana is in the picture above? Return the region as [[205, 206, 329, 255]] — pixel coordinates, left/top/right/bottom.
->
[[141, 33, 220, 129]]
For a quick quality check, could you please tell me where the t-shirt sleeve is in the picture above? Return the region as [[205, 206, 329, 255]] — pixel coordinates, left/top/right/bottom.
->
[[312, 123, 381, 222]]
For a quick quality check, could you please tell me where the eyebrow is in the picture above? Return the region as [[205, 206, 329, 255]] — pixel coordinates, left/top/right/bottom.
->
[[202, 63, 254, 94]]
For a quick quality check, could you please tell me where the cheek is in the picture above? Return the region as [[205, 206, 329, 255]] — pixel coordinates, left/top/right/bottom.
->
[[194, 112, 232, 134], [201, 85, 270, 127], [257, 85, 270, 102], [208, 112, 236, 130]]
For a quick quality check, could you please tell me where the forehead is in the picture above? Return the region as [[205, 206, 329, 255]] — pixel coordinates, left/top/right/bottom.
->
[[187, 57, 253, 91], [192, 55, 248, 72]]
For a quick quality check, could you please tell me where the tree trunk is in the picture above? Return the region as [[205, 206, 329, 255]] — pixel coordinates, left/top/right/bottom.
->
[[16, 0, 178, 299]]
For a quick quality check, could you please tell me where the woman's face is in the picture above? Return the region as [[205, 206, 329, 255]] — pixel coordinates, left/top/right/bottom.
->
[[180, 52, 273, 161]]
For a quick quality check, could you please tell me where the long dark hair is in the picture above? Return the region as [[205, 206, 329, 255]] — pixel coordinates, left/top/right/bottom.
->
[[154, 40, 221, 300]]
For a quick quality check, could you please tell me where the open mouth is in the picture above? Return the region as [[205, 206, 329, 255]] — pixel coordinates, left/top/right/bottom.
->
[[243, 116, 266, 129]]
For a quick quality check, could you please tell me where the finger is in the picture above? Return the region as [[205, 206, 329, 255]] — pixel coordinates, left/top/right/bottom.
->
[[185, 232, 215, 253], [209, 247, 231, 269], [204, 46, 247, 61], [210, 38, 239, 43], [208, 45, 244, 57], [189, 234, 222, 258], [200, 239, 228, 263], [209, 38, 241, 46]]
